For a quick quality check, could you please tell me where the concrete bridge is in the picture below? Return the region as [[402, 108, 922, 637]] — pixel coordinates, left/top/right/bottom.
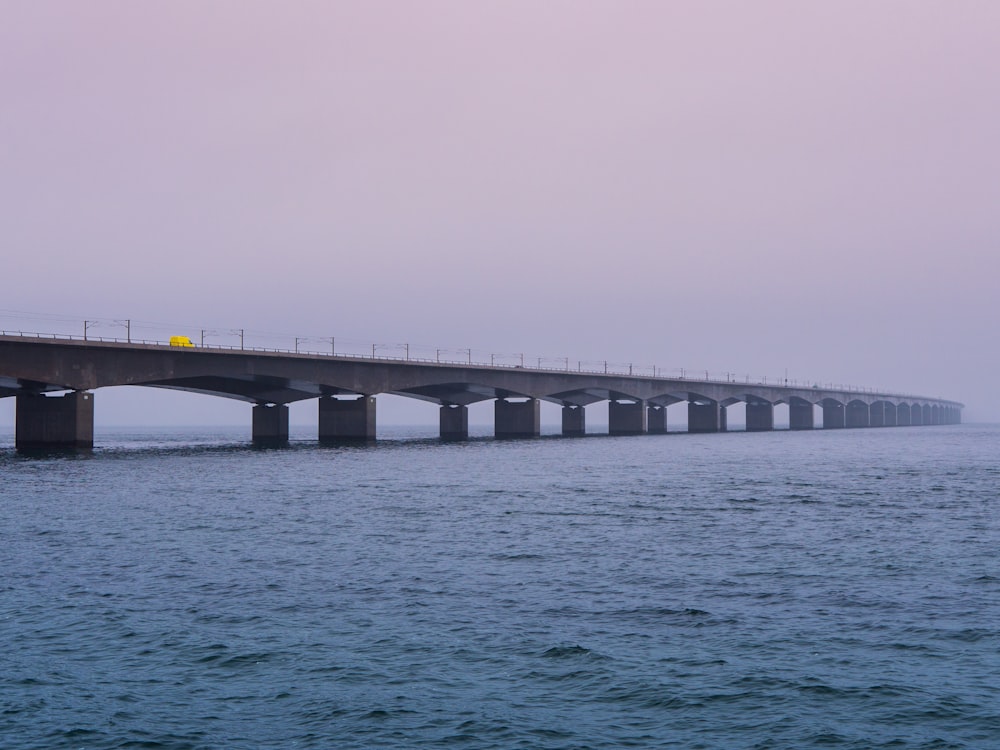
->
[[0, 334, 963, 449]]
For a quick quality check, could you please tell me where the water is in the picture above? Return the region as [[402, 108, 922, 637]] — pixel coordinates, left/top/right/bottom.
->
[[1, 424, 998, 749]]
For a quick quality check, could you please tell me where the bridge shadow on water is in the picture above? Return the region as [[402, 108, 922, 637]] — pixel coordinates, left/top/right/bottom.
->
[[0, 423, 953, 462], [0, 425, 680, 460]]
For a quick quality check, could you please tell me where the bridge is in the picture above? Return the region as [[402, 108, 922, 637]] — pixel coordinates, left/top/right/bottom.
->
[[0, 333, 963, 449]]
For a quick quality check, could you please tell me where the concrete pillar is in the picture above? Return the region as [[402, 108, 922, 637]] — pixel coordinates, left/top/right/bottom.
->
[[846, 401, 869, 428], [746, 401, 774, 432], [884, 403, 897, 426], [495, 398, 540, 438], [561, 405, 585, 436], [789, 398, 814, 430], [15, 391, 95, 450], [911, 404, 922, 425], [688, 399, 720, 433], [647, 405, 667, 434], [719, 404, 728, 432], [932, 405, 942, 425], [440, 404, 468, 440], [869, 402, 886, 427], [609, 400, 647, 435], [319, 395, 376, 441], [922, 404, 932, 425], [898, 404, 911, 425], [822, 400, 845, 429], [252, 403, 289, 446]]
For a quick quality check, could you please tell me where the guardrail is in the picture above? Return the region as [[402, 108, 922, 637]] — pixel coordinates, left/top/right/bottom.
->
[[0, 327, 935, 399]]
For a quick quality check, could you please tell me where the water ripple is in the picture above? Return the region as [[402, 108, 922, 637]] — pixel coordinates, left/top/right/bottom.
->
[[0, 424, 997, 748]]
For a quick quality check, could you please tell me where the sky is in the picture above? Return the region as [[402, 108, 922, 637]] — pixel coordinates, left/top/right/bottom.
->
[[1, 1, 998, 427]]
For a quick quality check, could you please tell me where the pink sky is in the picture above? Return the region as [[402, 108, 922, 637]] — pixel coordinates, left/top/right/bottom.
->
[[1, 2, 998, 423]]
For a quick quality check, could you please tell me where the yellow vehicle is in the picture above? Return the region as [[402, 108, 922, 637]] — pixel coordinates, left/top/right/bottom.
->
[[169, 335, 195, 348]]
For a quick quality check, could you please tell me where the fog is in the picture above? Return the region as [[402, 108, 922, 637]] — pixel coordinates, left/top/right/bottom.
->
[[2, 2, 997, 427]]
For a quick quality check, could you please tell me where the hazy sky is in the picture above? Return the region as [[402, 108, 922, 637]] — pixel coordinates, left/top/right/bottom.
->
[[1, 2, 997, 425]]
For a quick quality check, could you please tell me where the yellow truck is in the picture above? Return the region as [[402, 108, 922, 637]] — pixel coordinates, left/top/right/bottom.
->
[[169, 335, 194, 348]]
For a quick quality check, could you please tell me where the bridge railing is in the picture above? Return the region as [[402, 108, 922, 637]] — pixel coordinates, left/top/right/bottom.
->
[[0, 328, 932, 400]]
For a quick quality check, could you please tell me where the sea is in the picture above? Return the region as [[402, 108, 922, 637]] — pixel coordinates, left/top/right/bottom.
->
[[1, 423, 997, 749]]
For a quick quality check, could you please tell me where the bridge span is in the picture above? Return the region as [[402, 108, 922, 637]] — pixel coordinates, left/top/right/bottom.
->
[[0, 334, 963, 449]]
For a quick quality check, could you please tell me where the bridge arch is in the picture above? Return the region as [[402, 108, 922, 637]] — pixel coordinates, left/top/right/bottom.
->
[[820, 398, 846, 429], [897, 402, 912, 425], [846, 399, 871, 428], [869, 400, 897, 426]]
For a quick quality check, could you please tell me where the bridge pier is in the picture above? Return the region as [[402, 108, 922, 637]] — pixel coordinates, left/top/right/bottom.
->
[[252, 403, 289, 446], [561, 405, 585, 436], [440, 404, 468, 440], [15, 391, 94, 450], [688, 399, 720, 433], [746, 400, 774, 432], [495, 398, 540, 438], [884, 402, 897, 426], [789, 398, 814, 430], [822, 400, 845, 429], [647, 404, 667, 434], [922, 404, 932, 425], [609, 400, 646, 435], [847, 401, 870, 428], [319, 395, 376, 442]]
